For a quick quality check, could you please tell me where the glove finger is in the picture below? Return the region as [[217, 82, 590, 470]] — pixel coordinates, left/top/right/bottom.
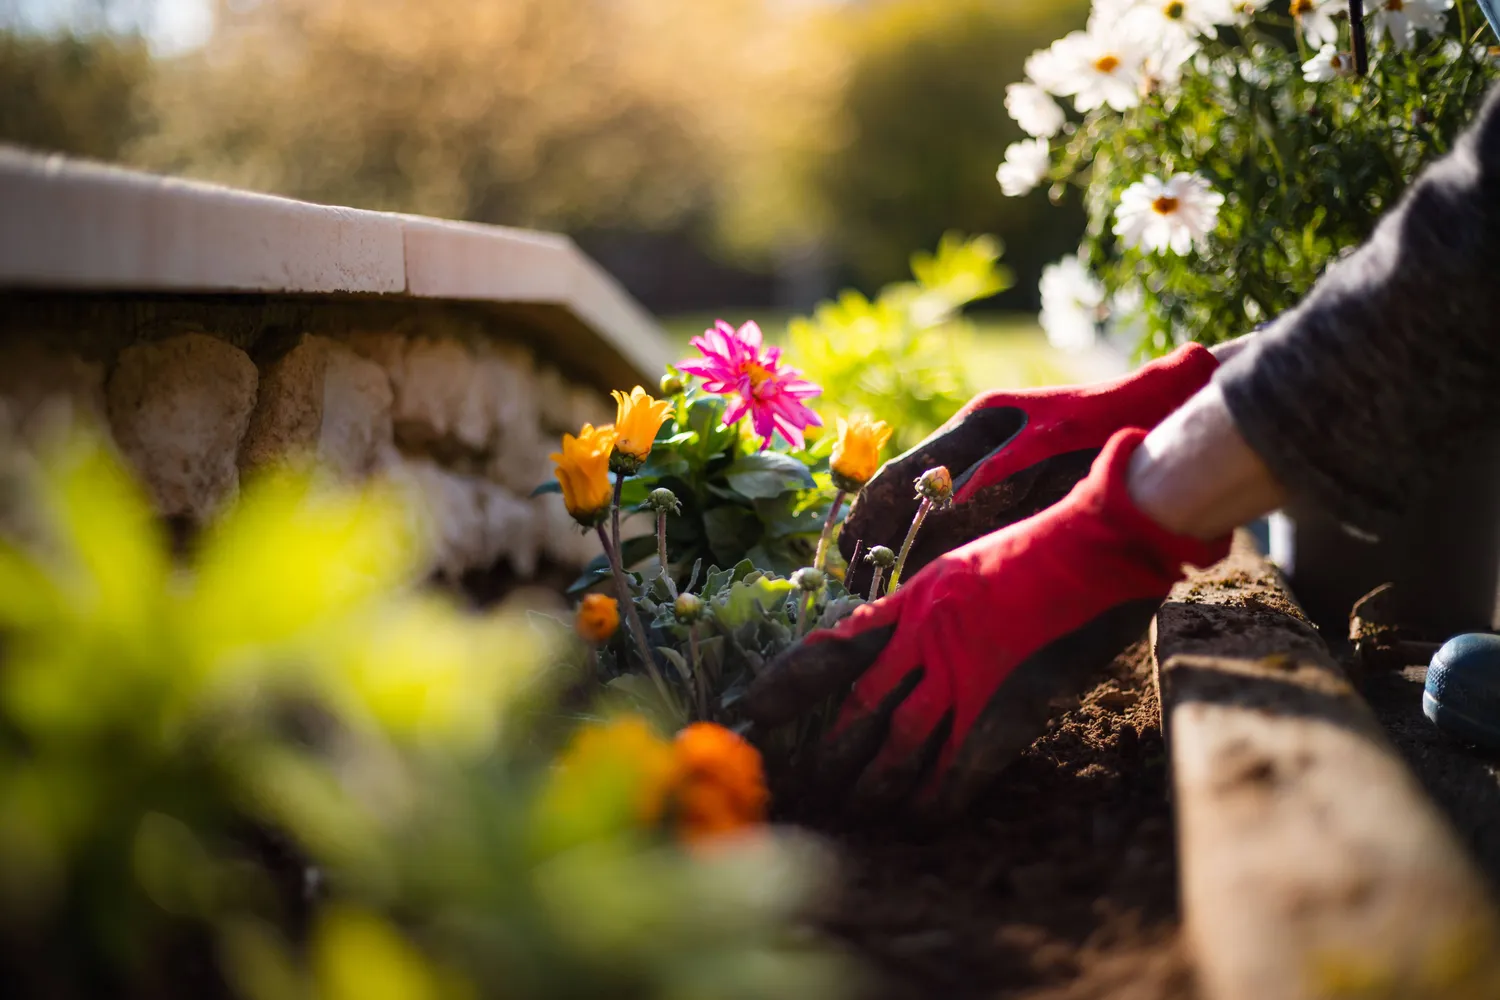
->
[[742, 622, 897, 727], [895, 447, 1100, 583], [842, 406, 1026, 593], [810, 666, 927, 807]]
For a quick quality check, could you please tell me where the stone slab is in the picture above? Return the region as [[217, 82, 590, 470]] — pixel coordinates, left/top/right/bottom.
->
[[1153, 535, 1500, 1000]]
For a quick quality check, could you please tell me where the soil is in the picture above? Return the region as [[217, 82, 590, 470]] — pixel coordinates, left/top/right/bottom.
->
[[819, 641, 1196, 1000], [1359, 662, 1500, 896]]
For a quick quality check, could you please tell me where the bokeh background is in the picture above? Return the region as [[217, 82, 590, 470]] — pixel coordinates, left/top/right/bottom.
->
[[0, 0, 1092, 329]]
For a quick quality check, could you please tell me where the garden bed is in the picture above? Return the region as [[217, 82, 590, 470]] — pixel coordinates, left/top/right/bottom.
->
[[819, 641, 1196, 1000]]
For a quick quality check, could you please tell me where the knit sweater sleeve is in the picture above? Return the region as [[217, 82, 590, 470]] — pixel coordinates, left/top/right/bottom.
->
[[1215, 86, 1500, 536]]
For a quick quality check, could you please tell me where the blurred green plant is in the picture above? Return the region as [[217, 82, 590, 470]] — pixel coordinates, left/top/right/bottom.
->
[[0, 29, 153, 160], [0, 425, 846, 999], [790, 232, 1010, 454]]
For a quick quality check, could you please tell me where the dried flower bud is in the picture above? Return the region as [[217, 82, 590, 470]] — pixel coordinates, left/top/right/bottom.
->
[[673, 593, 704, 622], [659, 373, 686, 396], [915, 466, 954, 507], [791, 567, 826, 592], [865, 545, 897, 569], [646, 487, 682, 514]]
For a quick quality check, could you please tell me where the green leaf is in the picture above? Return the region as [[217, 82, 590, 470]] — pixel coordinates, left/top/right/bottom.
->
[[712, 576, 795, 631], [702, 506, 761, 566], [724, 453, 815, 500]]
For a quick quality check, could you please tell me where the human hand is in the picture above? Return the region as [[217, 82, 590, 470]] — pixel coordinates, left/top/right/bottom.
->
[[747, 429, 1230, 816], [841, 344, 1218, 595]]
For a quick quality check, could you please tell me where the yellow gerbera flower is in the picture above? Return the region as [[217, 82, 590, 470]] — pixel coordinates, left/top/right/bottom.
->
[[551, 423, 616, 526], [830, 415, 893, 491], [610, 386, 673, 470]]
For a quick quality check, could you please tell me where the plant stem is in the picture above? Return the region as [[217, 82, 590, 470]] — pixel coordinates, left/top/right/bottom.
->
[[596, 525, 674, 710], [611, 475, 625, 573], [813, 490, 846, 572], [848, 538, 864, 583], [889, 497, 933, 594], [688, 624, 707, 720], [796, 590, 817, 640], [656, 510, 675, 597], [868, 566, 885, 602]]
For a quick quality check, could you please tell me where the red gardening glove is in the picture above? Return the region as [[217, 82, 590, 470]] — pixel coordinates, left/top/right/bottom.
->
[[746, 428, 1230, 816], [842, 343, 1218, 595]]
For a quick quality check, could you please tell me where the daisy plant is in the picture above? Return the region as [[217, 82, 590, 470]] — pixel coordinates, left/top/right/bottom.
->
[[1006, 0, 1499, 356]]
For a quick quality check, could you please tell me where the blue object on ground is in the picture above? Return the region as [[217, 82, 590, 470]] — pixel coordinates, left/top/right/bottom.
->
[[1424, 632, 1500, 751], [1480, 0, 1500, 41]]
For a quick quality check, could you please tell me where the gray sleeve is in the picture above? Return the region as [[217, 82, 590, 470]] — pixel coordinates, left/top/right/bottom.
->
[[1215, 86, 1500, 537]]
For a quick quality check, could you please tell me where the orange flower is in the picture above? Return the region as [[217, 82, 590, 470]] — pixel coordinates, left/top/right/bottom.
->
[[550, 423, 616, 526], [669, 723, 768, 845], [829, 414, 893, 491], [610, 386, 673, 464], [575, 594, 619, 644], [552, 717, 677, 826]]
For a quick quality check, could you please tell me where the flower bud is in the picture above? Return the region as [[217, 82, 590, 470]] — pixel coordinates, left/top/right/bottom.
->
[[915, 465, 954, 507], [647, 487, 682, 514], [673, 593, 704, 622], [865, 545, 897, 569], [575, 594, 620, 643], [659, 373, 686, 396], [791, 567, 826, 592]]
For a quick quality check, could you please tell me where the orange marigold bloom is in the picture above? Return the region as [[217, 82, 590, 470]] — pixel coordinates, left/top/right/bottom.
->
[[670, 723, 768, 844], [575, 594, 620, 644], [550, 423, 616, 526], [610, 386, 673, 462], [829, 414, 893, 491]]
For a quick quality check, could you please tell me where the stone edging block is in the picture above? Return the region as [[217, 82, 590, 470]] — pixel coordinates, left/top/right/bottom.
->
[[1154, 535, 1500, 1000]]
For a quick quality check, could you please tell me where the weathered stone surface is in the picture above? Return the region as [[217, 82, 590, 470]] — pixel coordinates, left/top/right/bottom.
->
[[0, 341, 106, 442], [106, 333, 258, 519], [239, 333, 328, 473], [400, 459, 542, 579], [319, 341, 394, 480]]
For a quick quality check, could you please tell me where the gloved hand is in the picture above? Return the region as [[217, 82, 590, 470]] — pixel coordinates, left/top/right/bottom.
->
[[841, 343, 1218, 595], [746, 428, 1230, 816]]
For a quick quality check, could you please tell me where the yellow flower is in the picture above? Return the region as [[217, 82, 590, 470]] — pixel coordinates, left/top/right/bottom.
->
[[556, 717, 678, 825], [575, 594, 619, 644], [550, 423, 616, 526], [610, 386, 672, 464], [829, 415, 893, 491]]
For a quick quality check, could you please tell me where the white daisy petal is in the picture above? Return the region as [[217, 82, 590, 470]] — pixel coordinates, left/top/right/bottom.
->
[[1039, 256, 1106, 352], [997, 138, 1051, 198], [1302, 44, 1355, 82], [1113, 172, 1223, 256], [1005, 83, 1066, 138]]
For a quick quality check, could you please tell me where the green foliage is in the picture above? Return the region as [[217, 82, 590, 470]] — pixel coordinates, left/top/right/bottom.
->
[[0, 427, 845, 999], [0, 29, 153, 160], [790, 232, 1009, 453], [1042, 3, 1499, 354]]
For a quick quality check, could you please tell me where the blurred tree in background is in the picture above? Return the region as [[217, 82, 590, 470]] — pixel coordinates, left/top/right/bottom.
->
[[0, 0, 1090, 311]]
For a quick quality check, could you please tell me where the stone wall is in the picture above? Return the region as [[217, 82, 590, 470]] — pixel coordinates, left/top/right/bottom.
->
[[0, 302, 616, 595]]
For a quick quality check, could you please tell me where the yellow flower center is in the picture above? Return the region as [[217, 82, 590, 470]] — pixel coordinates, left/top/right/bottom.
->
[[1290, 0, 1313, 15], [1388, 0, 1403, 9], [744, 361, 774, 388], [1164, 1, 1186, 19], [1094, 54, 1121, 73], [1152, 195, 1180, 215]]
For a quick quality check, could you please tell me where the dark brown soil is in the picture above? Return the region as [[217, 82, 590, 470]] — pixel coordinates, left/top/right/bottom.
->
[[1359, 662, 1500, 895], [820, 641, 1196, 1000]]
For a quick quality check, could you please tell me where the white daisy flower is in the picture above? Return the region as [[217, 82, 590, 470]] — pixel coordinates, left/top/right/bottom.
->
[[1005, 83, 1066, 138], [1302, 44, 1356, 81], [1113, 173, 1224, 255], [1372, 0, 1453, 53], [1106, 283, 1150, 353], [1289, 0, 1342, 48], [1121, 0, 1237, 48], [1039, 257, 1107, 353], [1027, 29, 1145, 113], [997, 138, 1051, 197]]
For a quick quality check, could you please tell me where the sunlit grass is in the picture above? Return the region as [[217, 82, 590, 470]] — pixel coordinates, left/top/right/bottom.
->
[[661, 310, 1076, 391]]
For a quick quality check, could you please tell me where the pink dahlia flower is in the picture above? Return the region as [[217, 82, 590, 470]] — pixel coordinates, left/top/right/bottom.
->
[[678, 320, 823, 449]]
